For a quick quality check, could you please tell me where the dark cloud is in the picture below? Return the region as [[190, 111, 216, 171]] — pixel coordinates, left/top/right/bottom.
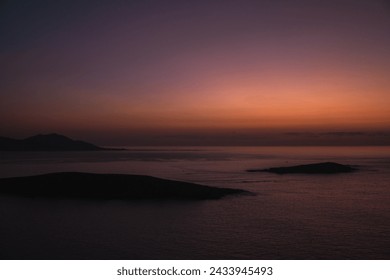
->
[[320, 132, 366, 136], [286, 131, 390, 137]]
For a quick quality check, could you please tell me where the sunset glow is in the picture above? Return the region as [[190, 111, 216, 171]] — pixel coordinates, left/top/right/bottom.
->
[[1, 0, 389, 145]]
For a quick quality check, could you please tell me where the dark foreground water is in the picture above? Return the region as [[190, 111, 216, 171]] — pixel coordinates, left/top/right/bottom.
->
[[0, 146, 389, 259]]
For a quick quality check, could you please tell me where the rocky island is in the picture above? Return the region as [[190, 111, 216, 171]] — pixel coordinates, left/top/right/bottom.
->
[[0, 133, 124, 151], [0, 172, 248, 200], [247, 162, 357, 174]]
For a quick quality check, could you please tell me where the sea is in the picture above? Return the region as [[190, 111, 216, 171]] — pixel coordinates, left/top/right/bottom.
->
[[0, 146, 389, 259]]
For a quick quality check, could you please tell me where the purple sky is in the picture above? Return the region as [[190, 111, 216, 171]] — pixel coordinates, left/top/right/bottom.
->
[[1, 0, 389, 145]]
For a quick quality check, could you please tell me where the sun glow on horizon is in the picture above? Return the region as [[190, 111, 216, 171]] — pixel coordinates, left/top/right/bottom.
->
[[0, 0, 389, 144]]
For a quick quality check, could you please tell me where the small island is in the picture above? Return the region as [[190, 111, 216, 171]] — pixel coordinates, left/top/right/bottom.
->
[[247, 162, 357, 174], [0, 133, 124, 151], [0, 172, 248, 200]]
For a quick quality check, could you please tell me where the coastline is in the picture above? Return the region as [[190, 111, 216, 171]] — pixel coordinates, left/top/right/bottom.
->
[[0, 172, 249, 201]]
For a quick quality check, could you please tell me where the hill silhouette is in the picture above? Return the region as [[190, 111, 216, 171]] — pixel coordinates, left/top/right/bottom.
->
[[0, 133, 118, 151], [0, 172, 249, 200]]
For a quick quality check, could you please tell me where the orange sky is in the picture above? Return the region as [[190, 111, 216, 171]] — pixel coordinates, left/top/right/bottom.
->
[[1, 0, 389, 145]]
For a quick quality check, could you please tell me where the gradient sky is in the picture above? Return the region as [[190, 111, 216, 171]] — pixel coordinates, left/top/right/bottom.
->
[[1, 0, 389, 145]]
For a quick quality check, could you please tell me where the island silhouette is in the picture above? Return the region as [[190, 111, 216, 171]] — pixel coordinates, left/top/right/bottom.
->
[[0, 133, 122, 151], [0, 172, 248, 200], [247, 162, 357, 174]]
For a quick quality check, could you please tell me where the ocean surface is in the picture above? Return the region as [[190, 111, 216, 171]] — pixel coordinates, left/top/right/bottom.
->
[[0, 146, 389, 259]]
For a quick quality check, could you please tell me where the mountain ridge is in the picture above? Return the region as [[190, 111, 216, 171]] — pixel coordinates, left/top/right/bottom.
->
[[0, 133, 120, 151]]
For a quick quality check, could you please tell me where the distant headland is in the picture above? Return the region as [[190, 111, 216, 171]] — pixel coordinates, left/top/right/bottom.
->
[[247, 162, 357, 174], [0, 172, 249, 200], [0, 133, 124, 151]]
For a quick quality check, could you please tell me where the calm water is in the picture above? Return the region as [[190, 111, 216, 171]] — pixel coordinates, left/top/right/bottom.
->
[[0, 146, 389, 259]]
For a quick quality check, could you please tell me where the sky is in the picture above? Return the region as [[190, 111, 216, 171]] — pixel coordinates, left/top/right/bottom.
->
[[1, 0, 389, 145]]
